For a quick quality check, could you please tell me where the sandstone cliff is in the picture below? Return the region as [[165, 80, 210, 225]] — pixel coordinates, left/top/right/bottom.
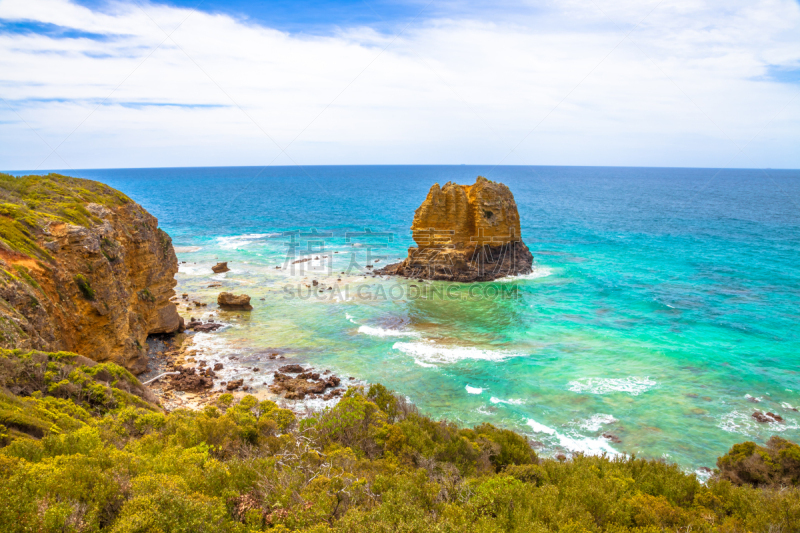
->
[[0, 173, 182, 373], [379, 176, 533, 281]]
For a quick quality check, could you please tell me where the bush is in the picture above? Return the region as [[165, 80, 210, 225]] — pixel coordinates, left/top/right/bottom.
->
[[0, 348, 799, 532], [717, 435, 800, 487]]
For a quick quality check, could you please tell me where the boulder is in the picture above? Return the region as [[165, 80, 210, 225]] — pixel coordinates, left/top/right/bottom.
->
[[377, 176, 533, 281], [269, 370, 341, 400], [226, 378, 244, 391], [212, 262, 230, 273], [217, 292, 253, 310], [169, 367, 213, 392], [752, 411, 784, 423]]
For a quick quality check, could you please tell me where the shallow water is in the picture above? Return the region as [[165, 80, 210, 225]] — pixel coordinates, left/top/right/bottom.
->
[[18, 165, 800, 470]]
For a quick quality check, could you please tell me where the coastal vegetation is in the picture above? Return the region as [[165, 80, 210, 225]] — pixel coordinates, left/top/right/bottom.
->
[[0, 173, 130, 262], [1, 348, 799, 532]]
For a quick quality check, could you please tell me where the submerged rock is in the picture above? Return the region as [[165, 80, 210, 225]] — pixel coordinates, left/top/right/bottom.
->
[[217, 292, 253, 310], [752, 411, 784, 423], [187, 320, 223, 333], [212, 262, 230, 273], [278, 364, 304, 373], [378, 176, 533, 281]]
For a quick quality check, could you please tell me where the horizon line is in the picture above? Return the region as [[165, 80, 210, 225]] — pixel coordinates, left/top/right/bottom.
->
[[4, 163, 799, 174]]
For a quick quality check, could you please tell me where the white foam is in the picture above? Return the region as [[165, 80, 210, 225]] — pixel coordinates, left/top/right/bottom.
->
[[568, 377, 656, 396], [526, 418, 620, 457], [393, 341, 526, 365], [357, 325, 420, 338], [466, 386, 484, 394], [490, 397, 525, 405], [174, 246, 201, 253], [719, 409, 799, 435], [177, 264, 206, 276], [782, 402, 796, 410], [526, 418, 556, 435], [580, 414, 617, 432], [557, 433, 619, 456], [216, 233, 277, 250], [496, 267, 553, 282], [694, 468, 713, 483]]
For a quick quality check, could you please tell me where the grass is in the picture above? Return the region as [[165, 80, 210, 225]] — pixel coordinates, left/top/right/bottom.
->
[[0, 173, 133, 261], [0, 349, 798, 532]]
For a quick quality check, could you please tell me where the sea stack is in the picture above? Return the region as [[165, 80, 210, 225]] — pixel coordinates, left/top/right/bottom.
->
[[378, 176, 533, 281]]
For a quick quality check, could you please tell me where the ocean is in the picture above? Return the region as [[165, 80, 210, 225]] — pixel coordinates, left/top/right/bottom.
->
[[14, 165, 800, 472]]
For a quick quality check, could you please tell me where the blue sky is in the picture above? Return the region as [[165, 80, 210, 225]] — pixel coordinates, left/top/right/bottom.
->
[[1, 0, 799, 170]]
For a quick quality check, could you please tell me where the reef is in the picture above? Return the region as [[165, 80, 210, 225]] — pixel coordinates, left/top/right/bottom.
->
[[0, 173, 182, 373], [378, 176, 533, 281]]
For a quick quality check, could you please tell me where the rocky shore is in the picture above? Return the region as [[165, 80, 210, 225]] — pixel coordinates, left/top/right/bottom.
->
[[140, 326, 348, 413]]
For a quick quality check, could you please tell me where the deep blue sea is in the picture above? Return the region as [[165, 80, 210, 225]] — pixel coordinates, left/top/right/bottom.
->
[[14, 165, 800, 472]]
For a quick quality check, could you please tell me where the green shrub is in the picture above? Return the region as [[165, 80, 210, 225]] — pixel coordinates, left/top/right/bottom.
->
[[0, 347, 799, 532], [717, 435, 800, 487]]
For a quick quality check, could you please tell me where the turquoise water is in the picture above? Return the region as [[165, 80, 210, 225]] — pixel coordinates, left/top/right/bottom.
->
[[22, 165, 800, 471]]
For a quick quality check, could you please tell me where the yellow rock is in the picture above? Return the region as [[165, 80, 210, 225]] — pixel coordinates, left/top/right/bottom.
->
[[380, 177, 533, 281]]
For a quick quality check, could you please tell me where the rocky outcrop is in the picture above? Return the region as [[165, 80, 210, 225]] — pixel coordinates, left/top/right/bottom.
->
[[217, 292, 253, 310], [379, 176, 533, 281], [212, 262, 230, 273], [0, 173, 182, 373]]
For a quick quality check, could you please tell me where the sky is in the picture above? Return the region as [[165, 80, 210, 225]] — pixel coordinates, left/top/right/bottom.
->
[[0, 0, 799, 170]]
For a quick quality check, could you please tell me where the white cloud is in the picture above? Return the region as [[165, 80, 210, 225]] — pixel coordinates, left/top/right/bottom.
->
[[0, 0, 798, 170]]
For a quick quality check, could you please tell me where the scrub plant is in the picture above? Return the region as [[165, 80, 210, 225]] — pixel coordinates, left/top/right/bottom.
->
[[0, 348, 799, 532]]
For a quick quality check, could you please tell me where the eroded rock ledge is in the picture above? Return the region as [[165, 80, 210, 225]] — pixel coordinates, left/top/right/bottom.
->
[[378, 176, 533, 282], [0, 173, 182, 373]]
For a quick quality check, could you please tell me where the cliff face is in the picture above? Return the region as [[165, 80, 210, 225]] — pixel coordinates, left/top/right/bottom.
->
[[0, 173, 182, 373], [379, 176, 533, 281]]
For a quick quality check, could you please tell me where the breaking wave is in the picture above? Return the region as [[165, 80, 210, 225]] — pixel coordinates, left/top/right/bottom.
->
[[358, 325, 421, 338], [568, 376, 656, 396], [393, 341, 526, 365]]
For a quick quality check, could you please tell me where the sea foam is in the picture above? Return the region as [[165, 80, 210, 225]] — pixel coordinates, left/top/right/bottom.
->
[[217, 233, 278, 250], [556, 433, 619, 456], [358, 325, 420, 338], [526, 418, 556, 435], [490, 397, 525, 405], [393, 341, 526, 365], [496, 266, 553, 282], [466, 386, 484, 394], [526, 418, 620, 456], [579, 414, 618, 431], [719, 409, 798, 435], [568, 376, 656, 396]]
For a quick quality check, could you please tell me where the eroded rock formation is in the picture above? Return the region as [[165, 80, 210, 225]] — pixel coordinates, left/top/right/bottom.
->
[[0, 173, 182, 373], [379, 176, 533, 281]]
